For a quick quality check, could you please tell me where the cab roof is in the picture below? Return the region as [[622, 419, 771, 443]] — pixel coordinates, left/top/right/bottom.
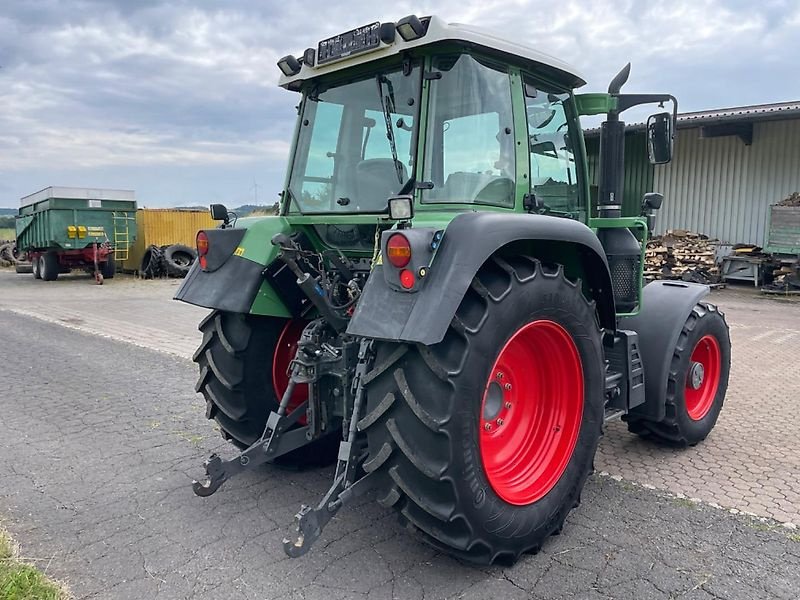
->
[[278, 16, 586, 90]]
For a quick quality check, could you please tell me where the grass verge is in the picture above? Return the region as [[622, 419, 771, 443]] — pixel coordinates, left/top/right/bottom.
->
[[0, 229, 14, 241], [0, 526, 71, 600]]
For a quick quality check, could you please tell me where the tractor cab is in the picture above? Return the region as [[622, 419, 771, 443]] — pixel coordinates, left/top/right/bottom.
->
[[278, 16, 588, 221]]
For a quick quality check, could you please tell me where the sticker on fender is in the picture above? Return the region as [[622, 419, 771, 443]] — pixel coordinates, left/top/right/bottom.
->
[[233, 247, 245, 256]]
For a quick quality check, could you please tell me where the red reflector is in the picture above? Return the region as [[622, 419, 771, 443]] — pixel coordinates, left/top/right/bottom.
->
[[196, 231, 209, 256], [386, 233, 411, 267], [400, 269, 415, 289]]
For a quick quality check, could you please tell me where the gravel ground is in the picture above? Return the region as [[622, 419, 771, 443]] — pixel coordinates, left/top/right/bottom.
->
[[1, 309, 799, 600]]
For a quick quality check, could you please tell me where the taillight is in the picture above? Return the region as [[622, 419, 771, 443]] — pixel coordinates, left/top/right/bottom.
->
[[196, 231, 209, 269], [399, 269, 415, 289], [386, 233, 411, 268]]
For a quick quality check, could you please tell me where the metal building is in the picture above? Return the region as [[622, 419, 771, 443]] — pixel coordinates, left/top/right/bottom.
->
[[586, 101, 800, 246]]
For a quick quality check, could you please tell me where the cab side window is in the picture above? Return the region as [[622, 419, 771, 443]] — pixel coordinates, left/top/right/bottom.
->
[[525, 83, 579, 214]]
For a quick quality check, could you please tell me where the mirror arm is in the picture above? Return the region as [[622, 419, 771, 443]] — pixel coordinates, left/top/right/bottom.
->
[[615, 94, 678, 121]]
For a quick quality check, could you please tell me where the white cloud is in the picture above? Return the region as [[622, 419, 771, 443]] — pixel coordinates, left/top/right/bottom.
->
[[0, 0, 797, 206]]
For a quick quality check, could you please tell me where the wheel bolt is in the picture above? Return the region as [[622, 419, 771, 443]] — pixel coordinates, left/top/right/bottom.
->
[[484, 423, 492, 431], [496, 418, 504, 426], [504, 383, 512, 391], [496, 372, 504, 379], [504, 401, 512, 409]]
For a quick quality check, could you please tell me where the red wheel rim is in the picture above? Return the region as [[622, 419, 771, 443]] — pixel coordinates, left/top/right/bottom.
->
[[684, 334, 721, 421], [272, 320, 308, 423], [479, 320, 583, 506]]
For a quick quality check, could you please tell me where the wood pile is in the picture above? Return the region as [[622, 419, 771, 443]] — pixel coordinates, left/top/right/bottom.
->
[[776, 192, 800, 207], [645, 229, 720, 283], [762, 264, 800, 293]]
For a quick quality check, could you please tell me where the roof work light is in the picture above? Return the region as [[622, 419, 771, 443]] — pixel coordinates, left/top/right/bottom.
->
[[277, 55, 302, 76], [395, 15, 425, 41]]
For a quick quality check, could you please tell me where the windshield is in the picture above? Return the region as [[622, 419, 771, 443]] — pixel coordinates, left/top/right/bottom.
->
[[287, 63, 421, 214]]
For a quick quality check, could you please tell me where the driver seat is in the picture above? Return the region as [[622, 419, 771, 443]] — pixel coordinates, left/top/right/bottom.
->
[[355, 159, 407, 211]]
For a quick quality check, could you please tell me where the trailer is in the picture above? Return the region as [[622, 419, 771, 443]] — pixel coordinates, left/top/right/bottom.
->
[[15, 187, 137, 282]]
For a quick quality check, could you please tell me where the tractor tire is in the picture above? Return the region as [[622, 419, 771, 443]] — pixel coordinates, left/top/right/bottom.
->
[[625, 302, 730, 446], [162, 244, 196, 278], [360, 256, 605, 565], [41, 252, 59, 281], [140, 245, 163, 279], [194, 310, 339, 466], [101, 256, 116, 279]]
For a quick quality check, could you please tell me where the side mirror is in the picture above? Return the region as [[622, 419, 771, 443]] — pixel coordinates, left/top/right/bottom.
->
[[647, 112, 673, 164], [642, 192, 663, 211], [210, 203, 229, 222], [641, 192, 664, 233]]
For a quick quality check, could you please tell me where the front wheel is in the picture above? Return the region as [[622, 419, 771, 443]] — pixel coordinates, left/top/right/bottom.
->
[[626, 303, 730, 446], [360, 256, 605, 564]]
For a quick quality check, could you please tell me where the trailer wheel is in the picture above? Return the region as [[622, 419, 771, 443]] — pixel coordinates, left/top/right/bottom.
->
[[626, 303, 730, 446], [193, 310, 338, 466], [32, 256, 42, 279], [41, 252, 59, 281], [101, 256, 116, 279], [360, 257, 604, 564]]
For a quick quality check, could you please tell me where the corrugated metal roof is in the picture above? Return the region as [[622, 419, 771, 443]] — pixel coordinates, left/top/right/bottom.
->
[[584, 100, 800, 136], [678, 100, 800, 124]]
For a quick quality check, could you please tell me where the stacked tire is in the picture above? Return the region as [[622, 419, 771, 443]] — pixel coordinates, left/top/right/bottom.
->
[[162, 244, 196, 277], [140, 244, 196, 278]]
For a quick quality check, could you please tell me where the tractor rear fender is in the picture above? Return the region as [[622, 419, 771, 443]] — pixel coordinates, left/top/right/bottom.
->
[[347, 211, 616, 345], [620, 281, 710, 421], [174, 216, 293, 316]]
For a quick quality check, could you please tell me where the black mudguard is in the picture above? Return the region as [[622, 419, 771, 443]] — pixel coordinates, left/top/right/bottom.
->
[[620, 281, 710, 421], [174, 226, 263, 315], [347, 211, 615, 345]]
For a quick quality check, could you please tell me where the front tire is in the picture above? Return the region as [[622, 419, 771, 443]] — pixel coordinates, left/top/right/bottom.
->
[[626, 302, 730, 446], [360, 256, 605, 564], [193, 310, 338, 466]]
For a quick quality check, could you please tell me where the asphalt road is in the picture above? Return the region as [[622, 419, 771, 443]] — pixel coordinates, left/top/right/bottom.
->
[[1, 310, 798, 600]]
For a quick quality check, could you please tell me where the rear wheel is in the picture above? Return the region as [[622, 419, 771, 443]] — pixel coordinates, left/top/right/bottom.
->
[[626, 303, 730, 446], [193, 310, 338, 466], [40, 252, 59, 281], [360, 256, 604, 564], [32, 255, 41, 279]]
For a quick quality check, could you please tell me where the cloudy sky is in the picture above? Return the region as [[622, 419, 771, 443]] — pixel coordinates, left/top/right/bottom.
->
[[1, 0, 798, 208]]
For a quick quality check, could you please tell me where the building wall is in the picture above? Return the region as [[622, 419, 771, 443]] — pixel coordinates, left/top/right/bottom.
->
[[653, 118, 800, 246]]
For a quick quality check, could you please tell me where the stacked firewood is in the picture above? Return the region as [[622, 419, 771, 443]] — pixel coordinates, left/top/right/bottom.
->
[[776, 192, 800, 207], [644, 230, 720, 283]]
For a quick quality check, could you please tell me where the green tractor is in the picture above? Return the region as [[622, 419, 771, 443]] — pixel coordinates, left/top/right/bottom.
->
[[177, 15, 731, 564]]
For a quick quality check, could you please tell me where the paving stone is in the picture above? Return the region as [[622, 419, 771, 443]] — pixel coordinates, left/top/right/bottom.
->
[[1, 272, 799, 599]]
